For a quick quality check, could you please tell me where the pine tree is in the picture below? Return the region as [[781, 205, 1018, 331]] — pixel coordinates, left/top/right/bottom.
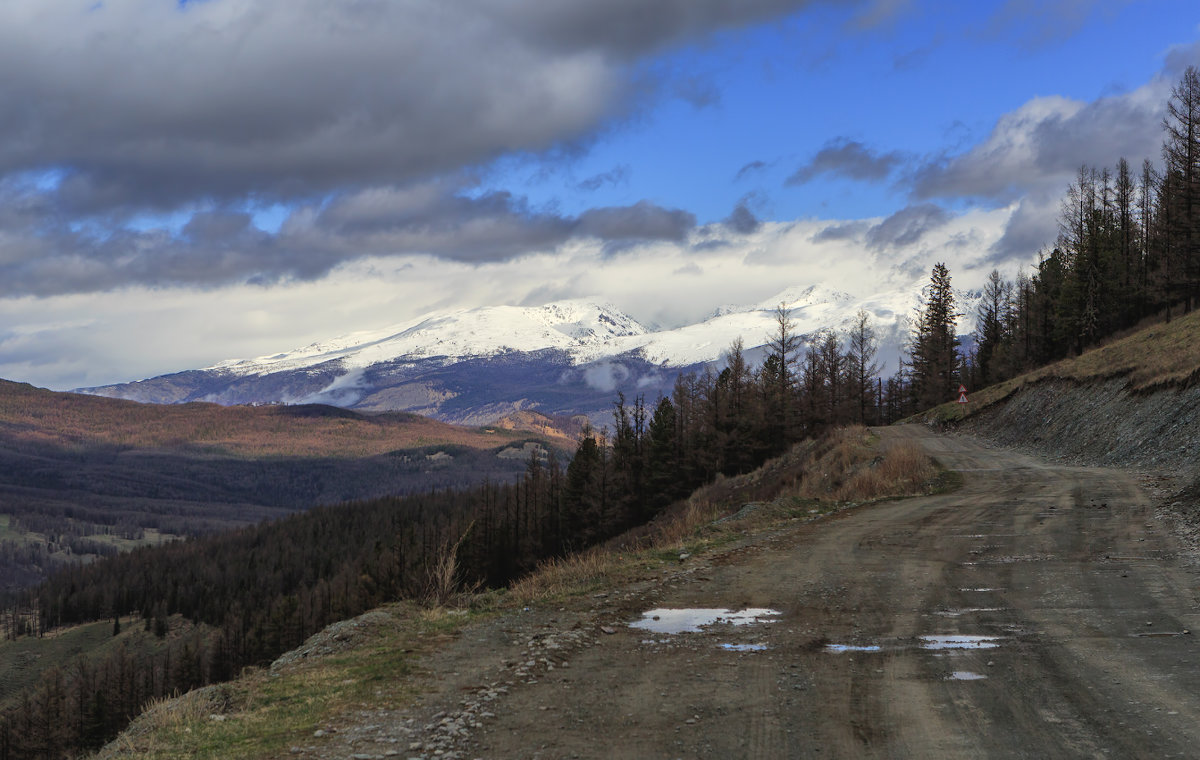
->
[[907, 262, 961, 410]]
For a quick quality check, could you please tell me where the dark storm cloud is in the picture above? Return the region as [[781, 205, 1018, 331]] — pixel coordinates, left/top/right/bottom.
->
[[0, 0, 856, 296], [865, 204, 951, 250], [786, 138, 905, 185], [0, 0, 836, 215]]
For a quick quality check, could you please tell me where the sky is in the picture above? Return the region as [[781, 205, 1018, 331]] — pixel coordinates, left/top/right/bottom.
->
[[1, 0, 1198, 390]]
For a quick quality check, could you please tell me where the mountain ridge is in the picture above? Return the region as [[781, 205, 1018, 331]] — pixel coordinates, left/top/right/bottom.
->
[[79, 283, 980, 424]]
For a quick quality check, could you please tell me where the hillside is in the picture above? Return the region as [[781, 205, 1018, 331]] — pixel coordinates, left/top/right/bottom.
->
[[920, 308, 1200, 497], [0, 380, 568, 592]]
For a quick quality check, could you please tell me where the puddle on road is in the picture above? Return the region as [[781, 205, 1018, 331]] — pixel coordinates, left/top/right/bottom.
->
[[934, 608, 1006, 617], [629, 608, 782, 635], [720, 643, 771, 652], [960, 588, 1004, 593], [1131, 631, 1191, 638], [948, 671, 987, 681], [920, 635, 1003, 651], [822, 635, 1008, 655]]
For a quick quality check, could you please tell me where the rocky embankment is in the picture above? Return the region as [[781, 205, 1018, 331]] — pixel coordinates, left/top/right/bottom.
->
[[964, 378, 1200, 497]]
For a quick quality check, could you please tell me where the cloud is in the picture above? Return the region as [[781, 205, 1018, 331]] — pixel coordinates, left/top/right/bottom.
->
[[0, 177, 703, 295], [0, 0, 825, 218], [981, 0, 1129, 49], [910, 82, 1168, 204], [575, 200, 697, 243], [725, 199, 762, 234], [865, 204, 951, 249], [577, 165, 631, 192], [786, 138, 905, 185], [580, 361, 631, 393], [812, 221, 869, 243], [735, 160, 770, 181], [0, 207, 1027, 391], [987, 198, 1060, 262]]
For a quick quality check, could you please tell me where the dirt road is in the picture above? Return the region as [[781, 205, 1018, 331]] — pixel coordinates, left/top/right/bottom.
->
[[453, 426, 1200, 759]]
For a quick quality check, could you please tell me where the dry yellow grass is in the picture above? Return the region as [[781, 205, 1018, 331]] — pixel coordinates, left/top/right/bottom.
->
[[919, 308, 1200, 424], [507, 549, 618, 606], [834, 442, 938, 501]]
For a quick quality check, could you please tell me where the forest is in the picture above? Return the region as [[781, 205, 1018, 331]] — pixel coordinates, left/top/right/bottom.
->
[[952, 68, 1200, 394], [4, 64, 1200, 760]]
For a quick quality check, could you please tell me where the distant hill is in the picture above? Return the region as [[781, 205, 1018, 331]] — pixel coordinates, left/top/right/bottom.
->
[[0, 379, 568, 591]]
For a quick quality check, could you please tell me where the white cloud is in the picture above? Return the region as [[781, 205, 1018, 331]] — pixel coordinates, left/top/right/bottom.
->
[[0, 206, 1028, 391]]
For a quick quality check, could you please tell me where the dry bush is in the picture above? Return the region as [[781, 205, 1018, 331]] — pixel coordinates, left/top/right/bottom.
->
[[795, 426, 871, 499], [424, 523, 475, 607], [132, 684, 229, 734], [507, 550, 615, 605], [649, 497, 722, 548], [834, 441, 938, 501]]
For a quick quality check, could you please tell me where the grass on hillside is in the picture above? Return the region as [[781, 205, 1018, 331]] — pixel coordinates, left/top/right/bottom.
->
[[918, 308, 1200, 425], [95, 605, 467, 760]]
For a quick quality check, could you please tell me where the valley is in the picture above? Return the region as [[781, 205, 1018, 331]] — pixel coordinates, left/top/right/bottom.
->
[[0, 379, 570, 592]]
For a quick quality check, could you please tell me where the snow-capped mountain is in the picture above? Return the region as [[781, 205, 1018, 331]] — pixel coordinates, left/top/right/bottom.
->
[[80, 285, 976, 425], [210, 300, 650, 377]]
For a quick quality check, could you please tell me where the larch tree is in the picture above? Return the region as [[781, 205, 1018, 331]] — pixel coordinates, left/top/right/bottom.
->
[[846, 309, 881, 425]]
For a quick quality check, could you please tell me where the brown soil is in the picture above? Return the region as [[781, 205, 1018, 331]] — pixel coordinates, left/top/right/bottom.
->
[[297, 425, 1200, 759]]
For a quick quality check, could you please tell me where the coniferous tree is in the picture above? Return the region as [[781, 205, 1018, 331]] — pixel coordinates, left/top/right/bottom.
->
[[1162, 65, 1200, 311], [907, 262, 961, 410]]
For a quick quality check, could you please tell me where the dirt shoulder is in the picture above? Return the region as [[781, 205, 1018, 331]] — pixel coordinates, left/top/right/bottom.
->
[[267, 424, 1200, 760]]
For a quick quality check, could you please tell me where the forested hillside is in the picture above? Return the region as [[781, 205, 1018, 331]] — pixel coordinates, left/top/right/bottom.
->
[[953, 68, 1200, 393], [0, 380, 564, 591]]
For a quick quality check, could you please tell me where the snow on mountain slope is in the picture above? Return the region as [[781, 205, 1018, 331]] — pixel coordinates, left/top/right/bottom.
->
[[208, 281, 970, 382], [80, 279, 984, 422], [211, 299, 650, 377]]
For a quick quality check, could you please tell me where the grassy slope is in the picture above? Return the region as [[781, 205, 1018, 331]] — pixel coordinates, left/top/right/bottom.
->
[[921, 308, 1200, 424]]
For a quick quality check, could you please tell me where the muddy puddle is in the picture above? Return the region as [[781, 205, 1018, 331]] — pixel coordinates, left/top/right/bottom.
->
[[920, 635, 1003, 650], [824, 635, 1005, 654], [824, 644, 882, 653], [934, 607, 1006, 617], [948, 671, 987, 680], [629, 607, 782, 635]]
